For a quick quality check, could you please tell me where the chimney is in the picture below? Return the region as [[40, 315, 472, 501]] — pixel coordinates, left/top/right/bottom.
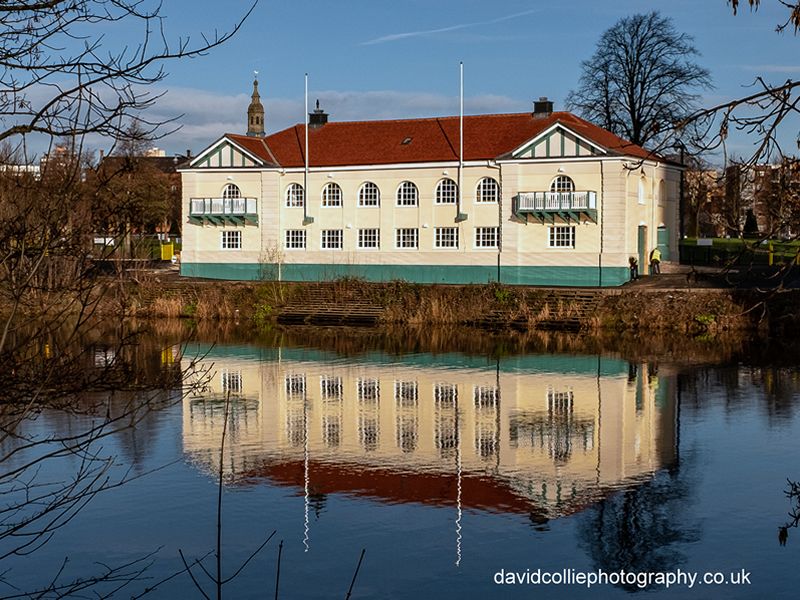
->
[[309, 99, 328, 129], [533, 96, 554, 119], [186, 149, 192, 158]]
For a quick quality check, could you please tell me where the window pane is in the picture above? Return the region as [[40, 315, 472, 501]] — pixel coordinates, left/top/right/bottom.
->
[[359, 182, 380, 206], [434, 227, 459, 248], [436, 178, 457, 204], [476, 178, 499, 203], [223, 184, 241, 199], [474, 227, 498, 248], [285, 229, 307, 249], [395, 228, 418, 248], [358, 228, 380, 249], [286, 184, 305, 207], [321, 229, 343, 249], [548, 226, 575, 248], [322, 183, 342, 207], [550, 176, 575, 193], [221, 230, 242, 249], [397, 182, 418, 206]]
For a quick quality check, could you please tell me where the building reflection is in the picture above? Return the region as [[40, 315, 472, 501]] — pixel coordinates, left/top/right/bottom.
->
[[182, 348, 677, 523]]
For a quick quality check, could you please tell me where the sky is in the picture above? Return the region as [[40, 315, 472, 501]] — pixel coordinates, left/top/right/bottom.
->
[[31, 0, 800, 161]]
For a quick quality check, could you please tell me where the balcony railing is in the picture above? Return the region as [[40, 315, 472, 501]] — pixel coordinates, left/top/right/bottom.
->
[[514, 191, 597, 223], [190, 197, 257, 216], [188, 197, 258, 225], [516, 191, 597, 212]]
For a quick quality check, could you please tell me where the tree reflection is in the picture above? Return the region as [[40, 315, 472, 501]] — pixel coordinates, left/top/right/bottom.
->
[[579, 468, 699, 591], [778, 479, 800, 546]]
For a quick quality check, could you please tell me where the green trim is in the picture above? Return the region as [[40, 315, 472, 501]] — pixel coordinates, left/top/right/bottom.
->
[[189, 342, 629, 377], [229, 144, 234, 167], [181, 262, 630, 287], [657, 226, 670, 260], [560, 132, 565, 157], [546, 135, 551, 157]]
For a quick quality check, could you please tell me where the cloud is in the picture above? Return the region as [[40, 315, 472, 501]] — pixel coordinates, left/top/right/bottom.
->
[[145, 86, 527, 154], [361, 9, 541, 45], [739, 64, 800, 74], [13, 85, 528, 157]]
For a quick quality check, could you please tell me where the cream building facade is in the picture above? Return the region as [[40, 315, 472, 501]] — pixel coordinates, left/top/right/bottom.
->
[[182, 346, 677, 518], [180, 82, 681, 286]]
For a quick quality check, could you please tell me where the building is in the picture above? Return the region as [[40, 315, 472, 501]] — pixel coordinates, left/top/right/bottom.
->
[[179, 80, 680, 286], [182, 346, 676, 521]]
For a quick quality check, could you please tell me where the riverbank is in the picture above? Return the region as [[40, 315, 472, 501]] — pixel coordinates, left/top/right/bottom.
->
[[95, 273, 800, 335]]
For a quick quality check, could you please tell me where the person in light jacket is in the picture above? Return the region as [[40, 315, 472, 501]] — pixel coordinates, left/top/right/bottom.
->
[[649, 247, 662, 275]]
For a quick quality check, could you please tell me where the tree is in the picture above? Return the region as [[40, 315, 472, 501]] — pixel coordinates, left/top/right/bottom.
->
[[566, 12, 712, 149], [683, 2, 800, 165], [0, 1, 255, 595]]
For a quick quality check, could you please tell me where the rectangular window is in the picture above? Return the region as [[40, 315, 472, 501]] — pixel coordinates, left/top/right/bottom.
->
[[321, 229, 343, 250], [320, 375, 343, 402], [285, 374, 306, 400], [221, 370, 242, 395], [358, 228, 380, 249], [548, 226, 575, 248], [434, 383, 458, 409], [474, 385, 498, 410], [285, 229, 307, 249], [434, 227, 459, 249], [474, 226, 499, 248], [395, 380, 418, 407], [395, 228, 418, 249], [358, 378, 380, 404], [221, 230, 242, 250]]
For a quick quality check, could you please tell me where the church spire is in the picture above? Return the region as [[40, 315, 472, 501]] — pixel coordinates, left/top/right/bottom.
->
[[247, 74, 265, 137]]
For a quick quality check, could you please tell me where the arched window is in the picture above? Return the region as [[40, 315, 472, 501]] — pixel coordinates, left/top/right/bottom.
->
[[638, 177, 646, 204], [396, 181, 418, 206], [658, 180, 666, 205], [322, 182, 342, 207], [359, 182, 380, 207], [222, 183, 241, 199], [476, 177, 499, 203], [285, 183, 304, 207], [550, 176, 575, 193], [435, 178, 457, 204]]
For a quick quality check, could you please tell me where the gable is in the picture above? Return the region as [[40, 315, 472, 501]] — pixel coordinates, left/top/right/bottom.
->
[[190, 138, 264, 169], [512, 124, 605, 159]]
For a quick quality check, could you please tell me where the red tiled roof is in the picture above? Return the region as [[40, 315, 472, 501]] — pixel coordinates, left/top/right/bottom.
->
[[224, 111, 658, 168]]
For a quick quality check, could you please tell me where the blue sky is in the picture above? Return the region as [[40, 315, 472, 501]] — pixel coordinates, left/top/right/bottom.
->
[[111, 1, 800, 160]]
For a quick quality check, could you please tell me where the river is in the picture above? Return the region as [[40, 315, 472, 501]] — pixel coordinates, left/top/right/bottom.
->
[[1, 324, 797, 598]]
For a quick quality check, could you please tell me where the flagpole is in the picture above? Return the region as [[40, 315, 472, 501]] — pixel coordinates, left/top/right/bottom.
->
[[459, 61, 463, 214], [303, 73, 310, 225], [456, 62, 467, 223]]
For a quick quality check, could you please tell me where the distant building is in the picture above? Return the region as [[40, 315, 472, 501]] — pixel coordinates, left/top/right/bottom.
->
[[179, 80, 681, 285], [693, 160, 800, 239]]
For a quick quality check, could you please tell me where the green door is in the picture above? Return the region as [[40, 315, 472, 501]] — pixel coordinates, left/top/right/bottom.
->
[[657, 226, 670, 260], [638, 225, 647, 274]]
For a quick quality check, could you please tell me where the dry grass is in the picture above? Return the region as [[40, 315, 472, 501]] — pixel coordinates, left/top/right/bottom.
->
[[149, 296, 183, 318]]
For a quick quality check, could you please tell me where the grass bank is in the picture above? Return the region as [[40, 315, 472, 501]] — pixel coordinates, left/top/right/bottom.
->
[[100, 277, 791, 335]]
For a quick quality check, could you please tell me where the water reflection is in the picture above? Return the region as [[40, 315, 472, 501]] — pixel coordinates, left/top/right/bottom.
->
[[182, 348, 678, 527], [6, 323, 800, 598]]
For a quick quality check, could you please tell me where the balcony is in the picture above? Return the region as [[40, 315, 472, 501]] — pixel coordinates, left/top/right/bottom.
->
[[188, 197, 258, 226], [514, 191, 597, 223]]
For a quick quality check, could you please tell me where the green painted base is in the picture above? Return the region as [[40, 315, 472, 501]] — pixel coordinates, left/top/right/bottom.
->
[[181, 262, 629, 287], [188, 342, 629, 377]]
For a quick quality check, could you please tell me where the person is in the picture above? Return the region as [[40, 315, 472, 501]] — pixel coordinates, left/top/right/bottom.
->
[[649, 247, 662, 275], [629, 256, 639, 281]]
